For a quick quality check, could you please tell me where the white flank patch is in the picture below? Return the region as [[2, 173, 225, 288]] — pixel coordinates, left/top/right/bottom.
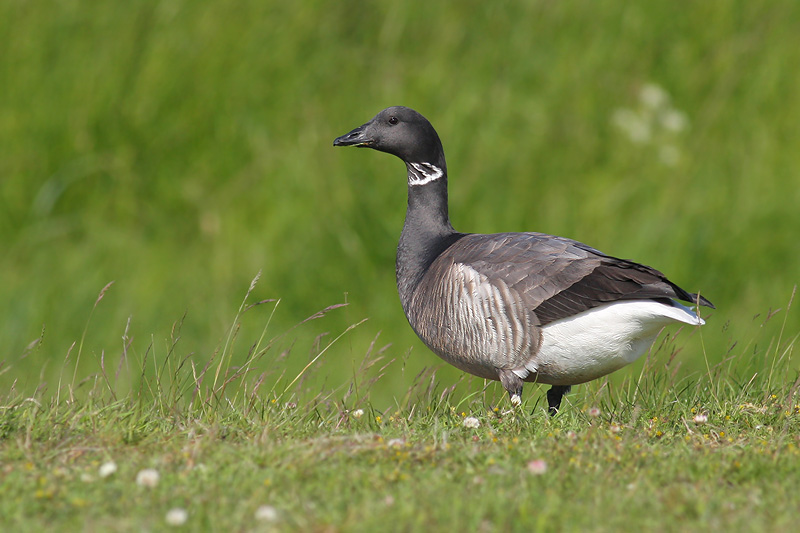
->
[[517, 300, 704, 385], [408, 162, 443, 186]]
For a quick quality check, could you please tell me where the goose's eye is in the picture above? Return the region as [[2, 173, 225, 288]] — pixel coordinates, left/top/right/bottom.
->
[[388, 116, 399, 125]]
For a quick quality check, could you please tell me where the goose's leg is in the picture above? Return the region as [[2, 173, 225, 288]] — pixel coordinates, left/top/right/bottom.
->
[[547, 385, 571, 416], [499, 370, 524, 406]]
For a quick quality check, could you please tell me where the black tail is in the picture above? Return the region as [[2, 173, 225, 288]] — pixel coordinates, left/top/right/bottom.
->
[[690, 292, 715, 309]]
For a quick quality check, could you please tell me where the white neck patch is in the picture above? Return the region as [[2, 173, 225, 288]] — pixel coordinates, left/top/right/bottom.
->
[[408, 162, 444, 186]]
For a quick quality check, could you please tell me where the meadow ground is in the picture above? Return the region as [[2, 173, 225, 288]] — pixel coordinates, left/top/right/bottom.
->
[[2, 1, 800, 530], [1, 285, 798, 531]]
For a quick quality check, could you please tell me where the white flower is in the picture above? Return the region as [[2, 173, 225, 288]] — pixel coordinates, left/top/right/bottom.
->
[[99, 461, 117, 478], [351, 409, 364, 419], [463, 417, 480, 429], [660, 109, 688, 132], [387, 438, 405, 448], [639, 83, 669, 109], [255, 505, 279, 522], [136, 468, 160, 488], [165, 508, 188, 526], [587, 407, 601, 418], [527, 459, 548, 475], [693, 413, 708, 424]]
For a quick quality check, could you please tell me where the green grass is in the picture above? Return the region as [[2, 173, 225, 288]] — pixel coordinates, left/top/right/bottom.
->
[[2, 1, 800, 529], [1, 284, 798, 531]]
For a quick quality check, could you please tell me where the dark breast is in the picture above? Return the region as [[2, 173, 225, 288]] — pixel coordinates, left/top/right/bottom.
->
[[406, 252, 541, 379]]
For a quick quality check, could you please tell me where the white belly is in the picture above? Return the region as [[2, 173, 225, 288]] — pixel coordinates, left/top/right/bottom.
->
[[514, 300, 704, 385]]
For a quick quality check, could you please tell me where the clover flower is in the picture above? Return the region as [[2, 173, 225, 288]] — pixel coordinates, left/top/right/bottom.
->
[[136, 468, 160, 488], [99, 461, 117, 478], [527, 459, 548, 475], [165, 508, 188, 526], [255, 505, 279, 522], [463, 417, 480, 429]]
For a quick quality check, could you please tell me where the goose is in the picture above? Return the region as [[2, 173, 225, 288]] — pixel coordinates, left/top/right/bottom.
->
[[334, 106, 714, 414]]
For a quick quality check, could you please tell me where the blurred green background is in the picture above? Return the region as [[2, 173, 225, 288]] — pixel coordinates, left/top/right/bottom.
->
[[1, 0, 798, 405]]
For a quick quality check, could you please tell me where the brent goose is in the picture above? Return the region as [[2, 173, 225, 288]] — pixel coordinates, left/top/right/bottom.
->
[[334, 106, 713, 414]]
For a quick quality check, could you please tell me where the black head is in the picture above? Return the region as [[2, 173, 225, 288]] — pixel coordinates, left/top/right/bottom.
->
[[333, 106, 444, 165]]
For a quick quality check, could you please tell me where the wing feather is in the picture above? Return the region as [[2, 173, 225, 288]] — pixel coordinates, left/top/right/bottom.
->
[[440, 232, 713, 326]]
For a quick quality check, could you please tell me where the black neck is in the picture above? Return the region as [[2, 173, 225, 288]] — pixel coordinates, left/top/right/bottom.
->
[[396, 160, 460, 311]]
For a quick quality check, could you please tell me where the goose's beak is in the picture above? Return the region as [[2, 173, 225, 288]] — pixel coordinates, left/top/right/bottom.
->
[[333, 123, 373, 147]]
